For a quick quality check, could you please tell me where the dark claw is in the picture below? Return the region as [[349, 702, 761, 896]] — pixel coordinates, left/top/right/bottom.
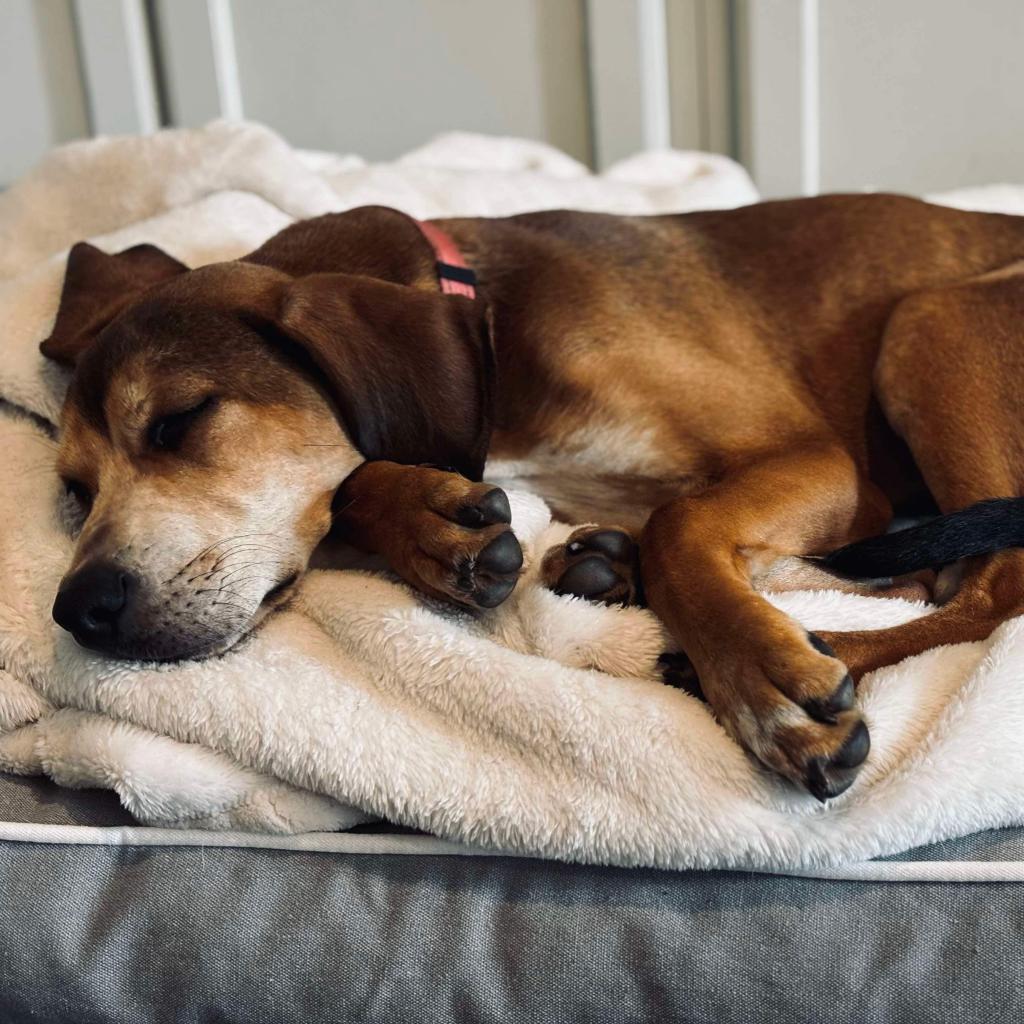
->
[[804, 674, 856, 723], [831, 718, 871, 769], [805, 758, 845, 802], [571, 528, 634, 563], [477, 531, 524, 575], [556, 555, 622, 599], [805, 758, 856, 803], [807, 631, 837, 658], [474, 576, 517, 608], [804, 720, 871, 802], [458, 487, 512, 528]]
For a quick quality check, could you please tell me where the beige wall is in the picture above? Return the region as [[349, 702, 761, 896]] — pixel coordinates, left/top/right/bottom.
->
[[1, 0, 89, 184], [221, 0, 592, 164], [7, 0, 1024, 197], [818, 0, 1024, 194], [739, 0, 1024, 198]]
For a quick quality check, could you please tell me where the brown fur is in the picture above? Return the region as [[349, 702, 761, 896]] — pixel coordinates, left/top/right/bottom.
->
[[43, 196, 1024, 796]]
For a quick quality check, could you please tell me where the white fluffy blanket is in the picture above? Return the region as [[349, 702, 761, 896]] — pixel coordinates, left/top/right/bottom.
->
[[2, 121, 1023, 871]]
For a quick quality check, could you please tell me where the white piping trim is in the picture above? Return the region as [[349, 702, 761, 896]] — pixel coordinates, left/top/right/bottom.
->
[[0, 820, 490, 856], [1, 819, 1023, 882], [783, 859, 1024, 883]]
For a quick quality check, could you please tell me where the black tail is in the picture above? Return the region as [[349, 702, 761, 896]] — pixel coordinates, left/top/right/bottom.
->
[[823, 498, 1024, 579]]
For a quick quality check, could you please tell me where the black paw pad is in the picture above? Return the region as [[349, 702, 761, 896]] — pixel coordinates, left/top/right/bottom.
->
[[474, 577, 518, 608], [556, 555, 622, 599], [457, 487, 512, 528], [567, 529, 634, 563], [477, 531, 524, 575]]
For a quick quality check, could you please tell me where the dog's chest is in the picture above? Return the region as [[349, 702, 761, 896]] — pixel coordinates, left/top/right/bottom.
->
[[485, 421, 705, 531]]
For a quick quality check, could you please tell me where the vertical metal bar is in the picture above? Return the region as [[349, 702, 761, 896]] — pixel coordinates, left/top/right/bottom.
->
[[734, 0, 806, 198], [637, 0, 672, 150], [587, 0, 673, 167], [799, 0, 820, 195], [73, 0, 161, 134], [207, 0, 243, 120]]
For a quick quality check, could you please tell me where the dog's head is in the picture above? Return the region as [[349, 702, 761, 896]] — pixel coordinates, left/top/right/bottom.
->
[[42, 229, 493, 661]]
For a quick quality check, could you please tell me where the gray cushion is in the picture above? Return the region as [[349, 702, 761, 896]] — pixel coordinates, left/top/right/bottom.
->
[[2, 772, 1023, 1024]]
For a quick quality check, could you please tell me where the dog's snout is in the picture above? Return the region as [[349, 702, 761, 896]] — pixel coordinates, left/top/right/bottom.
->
[[52, 562, 134, 650]]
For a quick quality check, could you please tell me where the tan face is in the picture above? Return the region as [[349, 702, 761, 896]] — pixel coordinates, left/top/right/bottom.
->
[[43, 229, 495, 661], [53, 348, 362, 661]]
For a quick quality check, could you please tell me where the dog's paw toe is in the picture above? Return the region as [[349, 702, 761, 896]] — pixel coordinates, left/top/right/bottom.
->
[[455, 487, 512, 528], [476, 530, 524, 576], [804, 719, 871, 801], [557, 554, 622, 598], [471, 575, 519, 608], [448, 526, 523, 609], [568, 528, 634, 563]]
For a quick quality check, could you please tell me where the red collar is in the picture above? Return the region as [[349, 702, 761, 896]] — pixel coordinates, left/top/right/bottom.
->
[[413, 219, 477, 299]]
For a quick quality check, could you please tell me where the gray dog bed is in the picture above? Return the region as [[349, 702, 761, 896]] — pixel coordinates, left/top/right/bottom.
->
[[2, 772, 1022, 1024]]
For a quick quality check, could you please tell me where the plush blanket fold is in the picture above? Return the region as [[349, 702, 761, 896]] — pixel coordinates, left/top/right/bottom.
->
[[2, 121, 1023, 871]]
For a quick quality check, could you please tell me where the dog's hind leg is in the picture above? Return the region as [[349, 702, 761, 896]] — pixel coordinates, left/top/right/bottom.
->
[[821, 268, 1024, 676]]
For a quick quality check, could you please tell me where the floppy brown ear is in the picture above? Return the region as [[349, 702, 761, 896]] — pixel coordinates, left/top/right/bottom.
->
[[278, 274, 496, 480], [40, 241, 187, 366]]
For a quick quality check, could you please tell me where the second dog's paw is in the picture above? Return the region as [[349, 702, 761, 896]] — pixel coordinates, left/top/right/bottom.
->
[[541, 526, 642, 606]]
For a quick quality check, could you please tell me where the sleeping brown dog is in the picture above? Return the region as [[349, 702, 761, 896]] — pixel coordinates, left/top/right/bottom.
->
[[40, 198, 1024, 800]]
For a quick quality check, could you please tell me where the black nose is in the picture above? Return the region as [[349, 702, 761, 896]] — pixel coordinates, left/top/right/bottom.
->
[[52, 563, 133, 650]]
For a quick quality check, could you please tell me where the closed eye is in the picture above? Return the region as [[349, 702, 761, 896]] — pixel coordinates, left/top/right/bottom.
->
[[62, 477, 93, 513], [147, 396, 218, 452], [59, 477, 94, 534]]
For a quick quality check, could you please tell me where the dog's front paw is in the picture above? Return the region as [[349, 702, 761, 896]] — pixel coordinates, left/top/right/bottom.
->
[[407, 477, 524, 609], [335, 462, 524, 609], [694, 628, 870, 801], [541, 526, 641, 606]]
